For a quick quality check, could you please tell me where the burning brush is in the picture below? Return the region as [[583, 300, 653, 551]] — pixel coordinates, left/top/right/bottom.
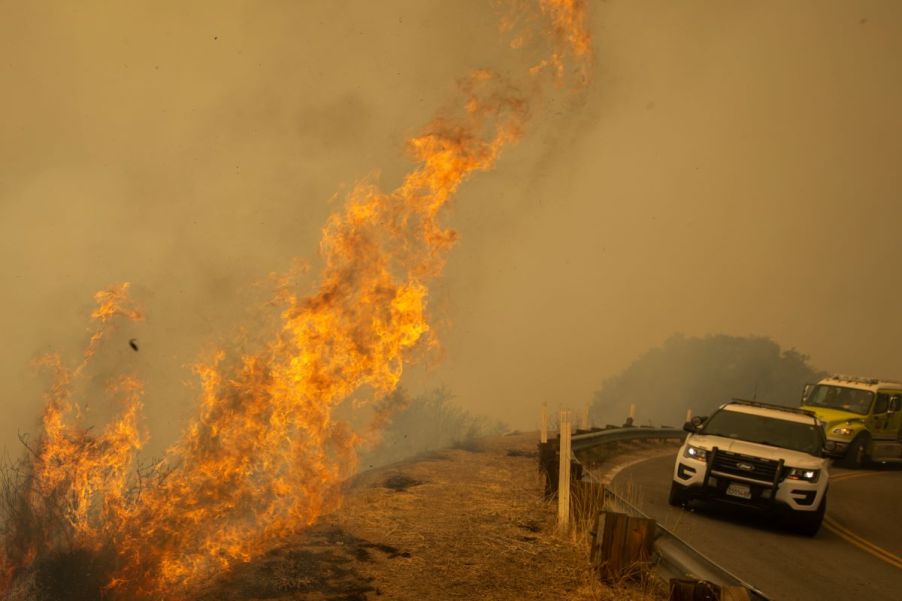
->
[[0, 2, 591, 600]]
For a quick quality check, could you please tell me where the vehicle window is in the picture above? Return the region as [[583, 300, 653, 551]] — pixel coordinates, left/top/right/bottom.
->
[[874, 393, 890, 414], [701, 409, 822, 455], [804, 385, 874, 415], [891, 395, 902, 412]]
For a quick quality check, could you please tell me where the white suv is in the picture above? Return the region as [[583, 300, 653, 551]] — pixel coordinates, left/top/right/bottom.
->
[[670, 400, 829, 536]]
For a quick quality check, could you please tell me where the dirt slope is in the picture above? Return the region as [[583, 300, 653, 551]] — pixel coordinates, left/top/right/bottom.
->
[[196, 433, 659, 601]]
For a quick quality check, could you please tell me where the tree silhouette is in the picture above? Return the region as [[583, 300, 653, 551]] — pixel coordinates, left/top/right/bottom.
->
[[590, 334, 827, 427]]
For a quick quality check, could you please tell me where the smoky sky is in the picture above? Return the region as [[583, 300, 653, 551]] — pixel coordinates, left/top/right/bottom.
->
[[2, 0, 901, 452]]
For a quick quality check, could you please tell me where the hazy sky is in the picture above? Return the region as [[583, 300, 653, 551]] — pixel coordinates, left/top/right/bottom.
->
[[2, 0, 901, 450]]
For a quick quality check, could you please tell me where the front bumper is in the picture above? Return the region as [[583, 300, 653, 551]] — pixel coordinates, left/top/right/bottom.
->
[[673, 454, 825, 512], [824, 438, 850, 457]]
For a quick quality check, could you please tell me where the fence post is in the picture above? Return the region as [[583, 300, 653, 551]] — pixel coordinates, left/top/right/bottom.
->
[[557, 410, 572, 531], [685, 408, 693, 423], [629, 403, 636, 421]]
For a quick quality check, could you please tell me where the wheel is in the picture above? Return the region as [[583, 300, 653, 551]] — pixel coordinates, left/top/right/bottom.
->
[[668, 482, 689, 507], [794, 494, 826, 537], [840, 434, 870, 468]]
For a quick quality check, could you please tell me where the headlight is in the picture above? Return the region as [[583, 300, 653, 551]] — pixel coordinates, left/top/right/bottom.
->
[[683, 444, 709, 462], [786, 468, 820, 483], [831, 427, 854, 437]]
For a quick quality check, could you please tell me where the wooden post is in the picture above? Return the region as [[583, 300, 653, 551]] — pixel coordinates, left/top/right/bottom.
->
[[581, 401, 590, 430], [540, 402, 548, 444], [669, 580, 751, 601], [593, 511, 655, 582], [669, 579, 719, 601], [557, 410, 572, 531], [685, 408, 693, 423], [537, 440, 557, 499], [629, 403, 636, 420]]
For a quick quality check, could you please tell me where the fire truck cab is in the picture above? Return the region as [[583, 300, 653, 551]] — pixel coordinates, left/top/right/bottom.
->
[[801, 375, 902, 467]]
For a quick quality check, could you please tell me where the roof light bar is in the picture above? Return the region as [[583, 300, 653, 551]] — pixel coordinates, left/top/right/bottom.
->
[[830, 374, 880, 385]]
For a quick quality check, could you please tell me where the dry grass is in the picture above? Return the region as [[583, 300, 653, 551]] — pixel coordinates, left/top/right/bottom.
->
[[566, 477, 668, 601], [337, 434, 597, 600], [195, 432, 668, 600]]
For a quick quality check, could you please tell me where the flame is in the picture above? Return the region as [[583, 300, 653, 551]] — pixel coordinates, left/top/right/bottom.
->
[[0, 290, 145, 595], [0, 2, 591, 599]]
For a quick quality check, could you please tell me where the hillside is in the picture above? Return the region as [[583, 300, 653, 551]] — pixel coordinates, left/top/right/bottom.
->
[[195, 433, 658, 601]]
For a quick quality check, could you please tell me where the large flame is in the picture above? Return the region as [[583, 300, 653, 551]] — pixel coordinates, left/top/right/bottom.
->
[[0, 2, 591, 599]]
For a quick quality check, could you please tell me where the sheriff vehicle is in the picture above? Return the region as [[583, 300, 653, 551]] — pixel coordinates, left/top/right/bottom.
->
[[670, 399, 829, 536], [801, 374, 902, 467]]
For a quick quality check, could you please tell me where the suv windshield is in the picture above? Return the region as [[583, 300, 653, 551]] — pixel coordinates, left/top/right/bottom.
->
[[804, 384, 874, 415], [701, 409, 823, 456]]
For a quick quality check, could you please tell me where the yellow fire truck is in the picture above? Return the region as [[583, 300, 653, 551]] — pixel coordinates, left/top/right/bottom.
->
[[801, 375, 902, 467]]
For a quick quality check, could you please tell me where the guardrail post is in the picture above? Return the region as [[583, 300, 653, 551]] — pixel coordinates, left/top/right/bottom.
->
[[537, 439, 557, 499], [669, 579, 751, 601], [557, 410, 572, 531], [592, 510, 655, 582]]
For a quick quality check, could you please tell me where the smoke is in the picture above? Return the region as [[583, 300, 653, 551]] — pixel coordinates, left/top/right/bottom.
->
[[0, 0, 603, 457]]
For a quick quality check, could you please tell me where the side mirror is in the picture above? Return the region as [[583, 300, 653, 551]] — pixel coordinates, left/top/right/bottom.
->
[[683, 416, 706, 433]]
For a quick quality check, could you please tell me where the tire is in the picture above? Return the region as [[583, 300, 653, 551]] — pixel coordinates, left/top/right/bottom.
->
[[840, 434, 870, 469], [668, 482, 689, 507], [794, 494, 826, 537]]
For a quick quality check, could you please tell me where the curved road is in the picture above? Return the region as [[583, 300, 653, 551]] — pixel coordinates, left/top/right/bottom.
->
[[610, 453, 902, 601]]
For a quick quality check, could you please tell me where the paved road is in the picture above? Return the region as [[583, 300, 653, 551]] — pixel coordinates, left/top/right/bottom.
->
[[610, 453, 902, 601]]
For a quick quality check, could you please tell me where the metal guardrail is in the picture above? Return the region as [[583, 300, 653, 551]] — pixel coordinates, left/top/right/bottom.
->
[[570, 426, 685, 451], [602, 486, 772, 601], [563, 426, 772, 601]]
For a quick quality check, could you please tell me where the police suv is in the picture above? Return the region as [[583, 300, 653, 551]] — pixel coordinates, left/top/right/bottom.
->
[[670, 399, 829, 536]]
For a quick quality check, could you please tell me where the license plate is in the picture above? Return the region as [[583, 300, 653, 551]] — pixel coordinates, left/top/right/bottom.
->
[[726, 482, 751, 499]]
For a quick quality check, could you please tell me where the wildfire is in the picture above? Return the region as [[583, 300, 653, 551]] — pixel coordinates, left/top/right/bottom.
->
[[0, 2, 591, 599]]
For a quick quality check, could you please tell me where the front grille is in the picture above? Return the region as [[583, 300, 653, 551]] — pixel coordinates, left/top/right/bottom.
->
[[710, 449, 780, 484]]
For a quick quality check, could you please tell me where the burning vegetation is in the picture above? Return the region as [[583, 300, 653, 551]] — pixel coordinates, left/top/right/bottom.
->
[[0, 2, 591, 599]]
